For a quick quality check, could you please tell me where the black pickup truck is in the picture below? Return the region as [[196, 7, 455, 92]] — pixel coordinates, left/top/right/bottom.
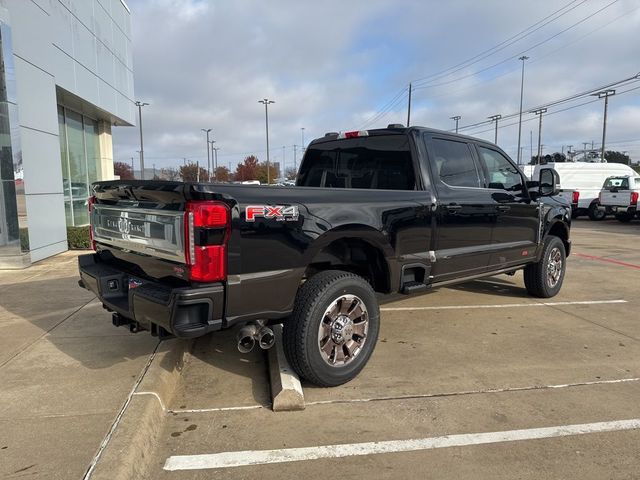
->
[[78, 125, 571, 386]]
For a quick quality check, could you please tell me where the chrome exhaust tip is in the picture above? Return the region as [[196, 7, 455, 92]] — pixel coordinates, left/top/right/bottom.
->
[[236, 324, 259, 353], [257, 326, 275, 350]]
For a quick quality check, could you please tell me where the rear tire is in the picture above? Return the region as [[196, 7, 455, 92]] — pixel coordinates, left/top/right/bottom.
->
[[283, 270, 380, 387], [524, 236, 566, 298], [588, 203, 606, 221]]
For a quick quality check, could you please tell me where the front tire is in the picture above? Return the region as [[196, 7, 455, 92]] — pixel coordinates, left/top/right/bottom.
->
[[524, 236, 566, 298], [283, 270, 380, 387]]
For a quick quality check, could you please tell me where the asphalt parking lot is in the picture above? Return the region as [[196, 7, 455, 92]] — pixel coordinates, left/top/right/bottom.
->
[[146, 219, 640, 479], [2, 218, 639, 479]]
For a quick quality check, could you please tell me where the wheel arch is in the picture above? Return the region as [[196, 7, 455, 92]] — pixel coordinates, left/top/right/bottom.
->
[[303, 225, 395, 293]]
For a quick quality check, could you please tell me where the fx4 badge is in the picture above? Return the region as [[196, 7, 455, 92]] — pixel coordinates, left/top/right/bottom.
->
[[245, 205, 299, 222]]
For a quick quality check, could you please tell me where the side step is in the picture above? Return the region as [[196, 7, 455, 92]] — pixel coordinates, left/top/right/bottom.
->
[[401, 281, 428, 295]]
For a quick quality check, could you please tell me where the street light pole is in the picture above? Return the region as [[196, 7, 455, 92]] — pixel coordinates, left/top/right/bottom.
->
[[450, 115, 461, 133], [213, 147, 219, 179], [301, 127, 305, 151], [591, 89, 615, 162], [209, 140, 216, 180], [258, 99, 275, 184], [532, 108, 547, 164], [135, 101, 149, 179], [407, 83, 412, 127], [488, 114, 501, 144], [201, 128, 212, 179], [516, 55, 529, 165]]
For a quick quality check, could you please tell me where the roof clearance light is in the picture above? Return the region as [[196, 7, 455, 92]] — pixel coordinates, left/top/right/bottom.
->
[[338, 130, 369, 139]]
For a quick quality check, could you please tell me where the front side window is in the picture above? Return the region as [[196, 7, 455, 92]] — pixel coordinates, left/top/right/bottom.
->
[[477, 146, 523, 192], [430, 137, 480, 188]]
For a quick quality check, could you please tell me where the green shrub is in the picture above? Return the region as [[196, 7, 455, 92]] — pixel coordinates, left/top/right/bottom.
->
[[19, 228, 29, 251], [67, 226, 92, 249]]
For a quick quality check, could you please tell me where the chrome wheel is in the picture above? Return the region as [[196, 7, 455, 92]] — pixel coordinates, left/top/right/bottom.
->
[[317, 294, 369, 367], [546, 247, 563, 288]]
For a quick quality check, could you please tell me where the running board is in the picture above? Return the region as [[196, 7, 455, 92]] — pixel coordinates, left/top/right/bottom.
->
[[401, 281, 428, 295]]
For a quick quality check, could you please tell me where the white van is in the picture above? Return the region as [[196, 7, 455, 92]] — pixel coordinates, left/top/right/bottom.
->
[[522, 162, 637, 220]]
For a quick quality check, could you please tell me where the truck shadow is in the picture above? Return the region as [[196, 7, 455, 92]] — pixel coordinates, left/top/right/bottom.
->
[[184, 332, 272, 408], [445, 276, 529, 298]]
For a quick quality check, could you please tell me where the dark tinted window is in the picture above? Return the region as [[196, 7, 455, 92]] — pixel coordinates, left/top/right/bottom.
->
[[430, 137, 480, 188], [477, 146, 523, 192], [297, 135, 416, 190], [603, 177, 629, 189]]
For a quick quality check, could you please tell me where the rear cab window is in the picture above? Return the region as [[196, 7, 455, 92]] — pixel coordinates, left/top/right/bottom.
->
[[603, 177, 629, 190], [296, 135, 417, 190]]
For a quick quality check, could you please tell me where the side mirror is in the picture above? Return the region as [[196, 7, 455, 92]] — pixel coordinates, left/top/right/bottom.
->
[[539, 168, 560, 197]]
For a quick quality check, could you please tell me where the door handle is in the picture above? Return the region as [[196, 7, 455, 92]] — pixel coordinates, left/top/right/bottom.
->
[[496, 205, 511, 212], [446, 204, 462, 213]]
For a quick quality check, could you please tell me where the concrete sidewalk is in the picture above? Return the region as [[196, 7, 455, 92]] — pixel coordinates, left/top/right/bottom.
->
[[0, 251, 158, 479]]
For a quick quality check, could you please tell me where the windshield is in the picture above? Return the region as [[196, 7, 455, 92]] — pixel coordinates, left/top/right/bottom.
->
[[297, 135, 416, 190]]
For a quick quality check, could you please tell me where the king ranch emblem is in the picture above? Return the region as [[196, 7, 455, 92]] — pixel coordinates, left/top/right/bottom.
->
[[245, 205, 299, 222]]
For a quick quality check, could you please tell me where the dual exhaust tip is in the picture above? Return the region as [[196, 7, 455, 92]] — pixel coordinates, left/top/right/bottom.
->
[[237, 323, 275, 353]]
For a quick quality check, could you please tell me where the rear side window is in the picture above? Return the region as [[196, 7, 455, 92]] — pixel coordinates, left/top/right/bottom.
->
[[430, 137, 480, 188], [297, 136, 416, 190]]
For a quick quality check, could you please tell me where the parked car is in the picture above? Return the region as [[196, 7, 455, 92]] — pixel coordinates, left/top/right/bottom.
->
[[78, 126, 571, 387], [522, 162, 637, 220], [599, 175, 640, 222]]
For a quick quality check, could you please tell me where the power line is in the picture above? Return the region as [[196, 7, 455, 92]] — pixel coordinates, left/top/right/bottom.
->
[[413, 0, 621, 92], [411, 0, 587, 86]]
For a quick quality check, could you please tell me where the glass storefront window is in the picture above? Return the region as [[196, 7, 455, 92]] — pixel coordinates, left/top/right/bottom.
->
[[58, 106, 102, 226]]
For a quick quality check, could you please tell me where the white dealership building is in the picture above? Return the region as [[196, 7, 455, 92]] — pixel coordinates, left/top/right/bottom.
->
[[0, 0, 134, 268]]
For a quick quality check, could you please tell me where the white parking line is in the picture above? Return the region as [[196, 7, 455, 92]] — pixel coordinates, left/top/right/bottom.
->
[[164, 418, 640, 471], [381, 299, 626, 311]]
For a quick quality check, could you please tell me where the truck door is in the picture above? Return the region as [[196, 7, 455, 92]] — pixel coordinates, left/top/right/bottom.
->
[[473, 144, 539, 267], [424, 134, 495, 282]]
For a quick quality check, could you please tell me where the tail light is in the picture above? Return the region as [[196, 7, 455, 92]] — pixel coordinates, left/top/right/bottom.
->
[[572, 191, 580, 204], [632, 192, 639, 205], [184, 201, 230, 282], [88, 196, 97, 251]]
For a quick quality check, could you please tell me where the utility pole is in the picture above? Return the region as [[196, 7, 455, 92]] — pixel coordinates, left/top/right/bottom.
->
[[532, 108, 547, 164], [488, 114, 501, 144], [201, 128, 212, 177], [301, 128, 305, 151], [130, 157, 135, 179], [259, 99, 275, 184], [282, 145, 286, 174], [530, 130, 533, 162], [591, 89, 615, 162], [153, 163, 156, 178], [407, 83, 412, 127], [567, 145, 573, 161], [196, 160, 200, 182], [450, 115, 461, 133], [582, 142, 589, 161], [213, 147, 219, 180], [135, 101, 149, 179], [209, 140, 216, 180], [293, 144, 297, 171], [516, 55, 529, 165]]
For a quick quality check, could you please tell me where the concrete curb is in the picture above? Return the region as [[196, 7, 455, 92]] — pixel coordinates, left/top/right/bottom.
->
[[268, 324, 305, 411], [88, 337, 193, 480]]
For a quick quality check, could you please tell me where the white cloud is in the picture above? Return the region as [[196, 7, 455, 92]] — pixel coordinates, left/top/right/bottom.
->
[[114, 0, 640, 170]]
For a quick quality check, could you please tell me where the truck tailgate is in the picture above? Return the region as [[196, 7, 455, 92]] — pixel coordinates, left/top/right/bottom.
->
[[600, 190, 632, 207]]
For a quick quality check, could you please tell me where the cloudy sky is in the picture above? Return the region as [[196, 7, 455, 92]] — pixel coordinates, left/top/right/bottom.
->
[[114, 0, 640, 172]]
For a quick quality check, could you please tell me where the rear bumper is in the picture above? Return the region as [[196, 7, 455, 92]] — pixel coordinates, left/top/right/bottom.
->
[[78, 254, 224, 338], [602, 205, 636, 213]]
